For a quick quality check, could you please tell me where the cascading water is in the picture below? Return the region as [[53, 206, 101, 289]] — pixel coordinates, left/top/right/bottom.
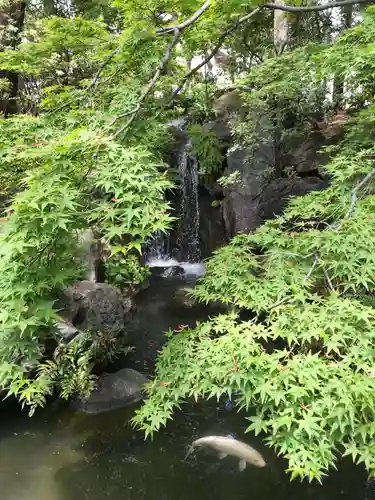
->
[[144, 131, 205, 277], [176, 139, 200, 263], [144, 230, 170, 261]]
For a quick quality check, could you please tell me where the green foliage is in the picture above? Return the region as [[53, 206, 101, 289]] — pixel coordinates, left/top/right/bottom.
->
[[0, 0, 183, 411], [106, 254, 150, 290], [1, 0, 375, 485], [134, 148, 375, 481], [0, 127, 173, 408], [37, 329, 133, 408], [133, 6, 375, 483], [189, 123, 223, 175], [217, 170, 241, 187]]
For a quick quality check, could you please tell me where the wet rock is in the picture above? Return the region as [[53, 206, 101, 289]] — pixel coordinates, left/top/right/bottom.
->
[[174, 287, 197, 308], [221, 135, 328, 237], [151, 266, 185, 278], [213, 90, 247, 120], [56, 281, 134, 340], [283, 131, 328, 174], [222, 169, 327, 237], [127, 278, 150, 297], [198, 192, 227, 258], [222, 147, 268, 236], [202, 121, 232, 148], [73, 368, 147, 414], [258, 177, 327, 221], [210, 98, 341, 237], [162, 266, 185, 278], [54, 320, 81, 343]]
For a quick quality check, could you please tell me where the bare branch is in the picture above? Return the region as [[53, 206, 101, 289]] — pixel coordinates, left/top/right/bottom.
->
[[268, 295, 293, 311], [111, 0, 371, 133], [157, 0, 211, 34], [86, 47, 120, 91], [168, 7, 262, 103], [323, 266, 336, 292], [344, 167, 375, 219], [164, 0, 371, 104], [263, 0, 371, 13], [48, 46, 121, 114], [110, 108, 137, 127], [114, 28, 181, 138], [304, 253, 319, 281]]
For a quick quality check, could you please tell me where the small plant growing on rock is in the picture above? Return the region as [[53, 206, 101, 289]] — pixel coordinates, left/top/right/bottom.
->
[[106, 254, 150, 291]]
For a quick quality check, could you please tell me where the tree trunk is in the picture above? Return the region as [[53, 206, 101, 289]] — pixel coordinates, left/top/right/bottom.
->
[[273, 0, 288, 55], [272, 2, 288, 175], [0, 0, 26, 117], [333, 4, 353, 110]]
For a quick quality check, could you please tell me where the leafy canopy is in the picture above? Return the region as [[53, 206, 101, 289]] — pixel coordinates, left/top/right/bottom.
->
[[132, 6, 375, 483], [1, 0, 375, 484]]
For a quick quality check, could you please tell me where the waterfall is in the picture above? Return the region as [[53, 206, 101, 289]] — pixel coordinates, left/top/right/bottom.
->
[[144, 230, 170, 261], [177, 140, 200, 263], [144, 127, 205, 276]]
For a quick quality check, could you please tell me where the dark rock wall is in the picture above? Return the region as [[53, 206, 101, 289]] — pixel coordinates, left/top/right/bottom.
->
[[166, 102, 343, 255]]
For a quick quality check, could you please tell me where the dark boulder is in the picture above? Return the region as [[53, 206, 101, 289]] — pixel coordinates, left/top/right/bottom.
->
[[150, 265, 185, 278], [173, 286, 197, 308], [206, 96, 342, 238], [161, 266, 185, 278], [73, 368, 147, 414], [221, 147, 327, 236], [127, 278, 150, 297], [258, 177, 327, 221], [283, 131, 328, 174], [202, 121, 232, 148], [222, 147, 271, 236], [56, 281, 134, 340]]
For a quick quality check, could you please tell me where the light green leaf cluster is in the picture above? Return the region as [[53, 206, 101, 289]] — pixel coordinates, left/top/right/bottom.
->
[[189, 123, 223, 175], [133, 7, 375, 482], [106, 254, 150, 290], [0, 129, 173, 408]]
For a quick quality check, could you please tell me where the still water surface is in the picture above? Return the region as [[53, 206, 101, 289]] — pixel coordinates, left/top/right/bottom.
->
[[0, 273, 374, 500]]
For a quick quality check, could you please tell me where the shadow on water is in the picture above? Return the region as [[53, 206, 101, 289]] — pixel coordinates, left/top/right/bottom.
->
[[1, 273, 375, 500]]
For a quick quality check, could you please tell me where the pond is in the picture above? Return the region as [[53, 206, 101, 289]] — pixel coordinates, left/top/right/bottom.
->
[[0, 270, 374, 500]]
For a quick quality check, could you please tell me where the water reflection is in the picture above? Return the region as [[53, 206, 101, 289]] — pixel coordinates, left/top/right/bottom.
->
[[0, 274, 374, 500], [1, 401, 374, 500], [0, 408, 86, 500]]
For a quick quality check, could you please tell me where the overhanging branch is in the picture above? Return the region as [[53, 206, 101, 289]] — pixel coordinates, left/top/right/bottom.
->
[[344, 166, 375, 219], [263, 0, 371, 13], [165, 0, 371, 104], [168, 7, 262, 103], [156, 0, 211, 34], [113, 28, 181, 138], [111, 0, 372, 133], [86, 47, 120, 91]]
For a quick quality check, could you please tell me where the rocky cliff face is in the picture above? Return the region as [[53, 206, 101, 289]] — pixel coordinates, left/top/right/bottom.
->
[[199, 92, 342, 240], [222, 145, 327, 237], [164, 98, 343, 258]]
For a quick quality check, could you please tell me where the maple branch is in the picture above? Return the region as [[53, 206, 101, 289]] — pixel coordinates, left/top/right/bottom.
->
[[86, 47, 120, 91], [168, 7, 262, 103], [263, 0, 371, 13], [111, 0, 371, 132], [114, 28, 181, 138], [323, 266, 336, 292], [165, 0, 371, 104], [268, 295, 293, 311], [304, 253, 319, 281], [156, 0, 211, 34], [344, 167, 375, 219]]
